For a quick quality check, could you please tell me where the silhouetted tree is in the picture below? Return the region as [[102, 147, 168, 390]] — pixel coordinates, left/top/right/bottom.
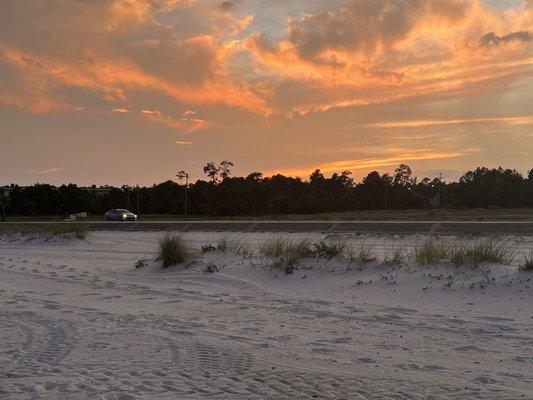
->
[[219, 161, 235, 180], [203, 162, 219, 183], [2, 164, 531, 218]]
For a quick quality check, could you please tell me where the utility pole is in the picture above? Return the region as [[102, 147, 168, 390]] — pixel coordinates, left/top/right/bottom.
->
[[438, 173, 444, 208], [124, 185, 130, 210], [136, 185, 140, 215], [384, 183, 388, 210], [176, 171, 189, 217]]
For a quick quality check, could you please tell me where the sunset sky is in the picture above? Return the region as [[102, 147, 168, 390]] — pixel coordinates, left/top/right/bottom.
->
[[0, 0, 531, 186]]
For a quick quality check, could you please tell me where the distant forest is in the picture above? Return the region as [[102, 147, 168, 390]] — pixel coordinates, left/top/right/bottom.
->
[[1, 164, 532, 219]]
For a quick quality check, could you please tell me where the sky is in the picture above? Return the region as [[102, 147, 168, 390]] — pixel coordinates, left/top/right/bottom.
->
[[0, 0, 531, 186]]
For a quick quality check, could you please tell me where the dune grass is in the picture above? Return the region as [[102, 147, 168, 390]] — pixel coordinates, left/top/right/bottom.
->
[[313, 240, 347, 260], [520, 250, 533, 271], [260, 237, 313, 274], [383, 246, 408, 265], [156, 233, 191, 268], [415, 237, 516, 267], [349, 244, 376, 263], [415, 238, 450, 265], [449, 239, 516, 267]]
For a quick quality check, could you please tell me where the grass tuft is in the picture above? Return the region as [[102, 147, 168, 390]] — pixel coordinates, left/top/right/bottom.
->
[[349, 244, 376, 263], [215, 236, 251, 257], [313, 240, 346, 259], [520, 250, 533, 271], [383, 245, 408, 265], [260, 237, 313, 274], [468, 239, 516, 266], [156, 233, 191, 268], [415, 238, 450, 265]]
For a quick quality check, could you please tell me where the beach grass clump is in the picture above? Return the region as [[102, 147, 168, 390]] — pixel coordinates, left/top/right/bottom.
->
[[466, 239, 516, 266], [521, 250, 533, 271], [156, 233, 191, 268], [260, 237, 313, 274], [313, 240, 347, 260], [260, 237, 286, 263], [349, 244, 376, 263], [383, 245, 408, 265], [216, 236, 251, 257], [449, 244, 469, 266], [415, 238, 450, 265]]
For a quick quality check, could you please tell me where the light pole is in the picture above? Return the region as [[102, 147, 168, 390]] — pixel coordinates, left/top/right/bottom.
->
[[176, 171, 189, 216]]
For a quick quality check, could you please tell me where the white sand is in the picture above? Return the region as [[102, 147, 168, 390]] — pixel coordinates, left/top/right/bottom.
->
[[0, 231, 532, 399]]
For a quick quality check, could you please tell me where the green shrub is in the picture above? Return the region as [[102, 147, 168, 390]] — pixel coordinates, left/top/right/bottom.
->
[[156, 233, 190, 268]]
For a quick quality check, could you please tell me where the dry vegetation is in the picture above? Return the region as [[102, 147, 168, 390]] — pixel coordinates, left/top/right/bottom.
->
[[150, 234, 523, 272], [156, 233, 191, 268]]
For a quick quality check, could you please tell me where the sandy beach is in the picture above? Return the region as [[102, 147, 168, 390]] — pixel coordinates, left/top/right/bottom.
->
[[1, 231, 532, 399]]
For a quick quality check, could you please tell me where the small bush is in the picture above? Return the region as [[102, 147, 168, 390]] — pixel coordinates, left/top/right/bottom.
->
[[521, 250, 533, 271], [313, 240, 346, 259], [134, 259, 148, 269], [415, 238, 449, 265], [156, 233, 190, 268]]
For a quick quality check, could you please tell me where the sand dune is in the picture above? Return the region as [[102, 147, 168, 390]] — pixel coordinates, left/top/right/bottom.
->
[[0, 231, 532, 399]]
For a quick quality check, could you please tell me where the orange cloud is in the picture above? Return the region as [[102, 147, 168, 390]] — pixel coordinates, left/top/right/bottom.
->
[[266, 150, 471, 178], [243, 0, 532, 114], [140, 109, 208, 133], [368, 116, 533, 129]]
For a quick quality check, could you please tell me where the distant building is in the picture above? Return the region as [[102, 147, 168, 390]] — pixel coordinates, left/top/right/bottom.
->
[[86, 185, 114, 196]]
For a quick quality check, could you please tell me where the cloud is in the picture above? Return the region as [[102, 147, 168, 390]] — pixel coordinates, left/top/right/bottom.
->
[[0, 0, 270, 115], [243, 0, 532, 114], [111, 107, 130, 113], [31, 168, 64, 175], [175, 140, 193, 145], [140, 109, 208, 133], [479, 31, 532, 47], [368, 116, 533, 128], [218, 1, 241, 11], [0, 0, 530, 121]]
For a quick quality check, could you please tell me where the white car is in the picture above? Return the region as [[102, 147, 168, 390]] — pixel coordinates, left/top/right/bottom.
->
[[105, 209, 138, 221]]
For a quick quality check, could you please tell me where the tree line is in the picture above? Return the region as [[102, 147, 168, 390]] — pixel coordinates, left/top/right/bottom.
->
[[1, 163, 532, 219]]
